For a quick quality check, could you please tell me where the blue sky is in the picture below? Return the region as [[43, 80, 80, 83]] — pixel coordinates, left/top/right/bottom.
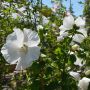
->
[[42, 0, 84, 16]]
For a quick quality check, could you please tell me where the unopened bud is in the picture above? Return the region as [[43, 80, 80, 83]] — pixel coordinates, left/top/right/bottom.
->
[[71, 44, 79, 51], [85, 70, 90, 76]]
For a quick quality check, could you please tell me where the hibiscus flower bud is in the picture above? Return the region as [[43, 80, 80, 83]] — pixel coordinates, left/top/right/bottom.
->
[[71, 44, 79, 51]]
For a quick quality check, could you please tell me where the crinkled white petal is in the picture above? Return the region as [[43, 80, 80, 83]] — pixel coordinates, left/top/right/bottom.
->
[[59, 25, 67, 31], [73, 34, 85, 43], [60, 29, 68, 35], [78, 28, 87, 37], [15, 46, 40, 70], [69, 71, 80, 80], [63, 15, 74, 30], [75, 17, 85, 28], [1, 41, 20, 64], [57, 32, 68, 41], [72, 28, 87, 43], [23, 28, 40, 47], [13, 28, 24, 47], [74, 56, 85, 67], [78, 77, 90, 90], [26, 46, 40, 61], [6, 32, 17, 42]]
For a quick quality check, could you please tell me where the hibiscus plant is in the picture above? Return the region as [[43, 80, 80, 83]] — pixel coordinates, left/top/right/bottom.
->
[[0, 0, 90, 90]]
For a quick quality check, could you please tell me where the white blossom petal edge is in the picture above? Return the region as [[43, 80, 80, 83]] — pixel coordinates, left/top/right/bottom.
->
[[59, 15, 74, 31], [75, 17, 85, 29], [1, 28, 40, 70], [78, 77, 90, 90], [69, 71, 80, 80], [74, 56, 85, 67]]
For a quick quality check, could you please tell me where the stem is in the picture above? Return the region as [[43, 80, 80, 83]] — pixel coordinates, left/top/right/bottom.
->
[[61, 54, 67, 90], [39, 57, 45, 90], [40, 67, 44, 90], [39, 1, 44, 90], [61, 39, 70, 90]]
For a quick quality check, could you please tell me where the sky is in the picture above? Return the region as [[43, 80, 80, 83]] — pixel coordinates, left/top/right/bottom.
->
[[42, 0, 85, 16]]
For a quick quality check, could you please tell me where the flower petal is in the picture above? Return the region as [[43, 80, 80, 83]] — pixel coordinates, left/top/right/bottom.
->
[[75, 17, 85, 28], [59, 25, 67, 31], [69, 71, 80, 80], [57, 32, 68, 41], [78, 77, 90, 90], [13, 28, 24, 47], [15, 46, 40, 70], [73, 34, 85, 43], [1, 41, 20, 64], [63, 15, 74, 30], [6, 32, 17, 42], [24, 28, 40, 47], [74, 56, 85, 67], [78, 28, 87, 37]]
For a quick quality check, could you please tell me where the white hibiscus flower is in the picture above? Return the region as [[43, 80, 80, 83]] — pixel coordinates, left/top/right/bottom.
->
[[58, 14, 87, 43], [1, 28, 40, 70], [73, 17, 87, 43], [59, 15, 74, 31], [57, 15, 74, 41]]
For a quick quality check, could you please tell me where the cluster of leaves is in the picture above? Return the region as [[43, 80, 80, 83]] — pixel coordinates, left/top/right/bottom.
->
[[83, 0, 90, 35]]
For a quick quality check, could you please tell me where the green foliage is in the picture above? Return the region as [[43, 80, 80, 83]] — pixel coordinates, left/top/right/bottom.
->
[[84, 0, 90, 35], [0, 0, 90, 90]]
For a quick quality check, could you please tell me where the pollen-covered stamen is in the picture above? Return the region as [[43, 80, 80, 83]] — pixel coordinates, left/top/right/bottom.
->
[[19, 44, 28, 54]]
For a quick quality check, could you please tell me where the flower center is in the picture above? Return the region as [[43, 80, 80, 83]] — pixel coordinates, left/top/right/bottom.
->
[[19, 44, 28, 54]]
